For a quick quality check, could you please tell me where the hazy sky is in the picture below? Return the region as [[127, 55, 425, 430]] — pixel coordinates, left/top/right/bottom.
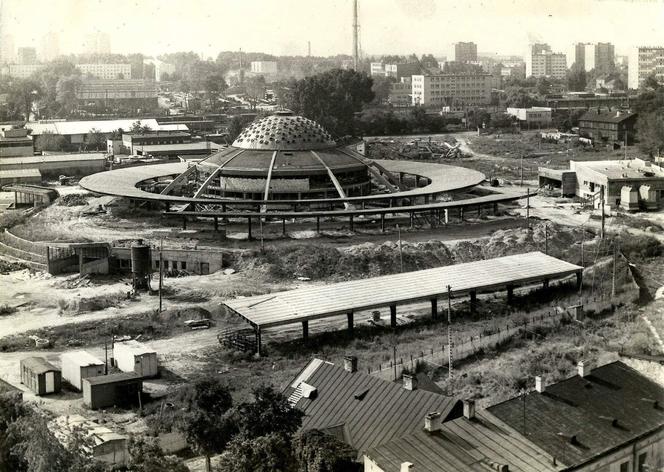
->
[[1, 0, 663, 59]]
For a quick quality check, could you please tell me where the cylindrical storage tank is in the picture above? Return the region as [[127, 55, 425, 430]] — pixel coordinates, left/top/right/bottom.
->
[[131, 240, 151, 291]]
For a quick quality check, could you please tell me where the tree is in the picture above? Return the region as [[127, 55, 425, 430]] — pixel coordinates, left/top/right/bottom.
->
[[636, 111, 664, 157], [245, 75, 267, 110], [292, 430, 358, 472], [204, 73, 228, 108], [126, 436, 188, 472], [567, 63, 587, 92], [130, 121, 152, 134], [7, 79, 42, 120], [55, 75, 82, 117], [232, 386, 304, 440], [490, 112, 515, 130], [85, 128, 106, 151], [178, 378, 236, 472], [217, 434, 297, 472], [502, 87, 536, 108], [371, 76, 394, 104], [285, 69, 374, 137], [33, 131, 68, 152], [0, 393, 28, 471], [228, 115, 255, 142]]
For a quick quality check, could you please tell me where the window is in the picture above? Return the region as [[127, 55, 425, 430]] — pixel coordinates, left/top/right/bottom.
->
[[163, 260, 169, 270], [638, 452, 648, 472], [180, 261, 186, 270], [620, 460, 630, 472]]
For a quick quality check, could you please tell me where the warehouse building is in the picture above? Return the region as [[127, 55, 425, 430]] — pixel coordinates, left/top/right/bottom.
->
[[121, 130, 191, 155], [19, 357, 61, 396], [578, 109, 637, 146], [0, 128, 33, 158], [82, 372, 142, 410], [0, 154, 107, 178], [539, 158, 664, 211], [61, 351, 105, 391], [114, 340, 158, 378]]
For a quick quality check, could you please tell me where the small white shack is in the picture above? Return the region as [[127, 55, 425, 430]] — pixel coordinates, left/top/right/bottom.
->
[[61, 351, 105, 390], [114, 340, 158, 378]]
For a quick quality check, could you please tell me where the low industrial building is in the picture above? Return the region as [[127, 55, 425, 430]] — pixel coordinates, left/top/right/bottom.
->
[[121, 130, 191, 155], [76, 80, 158, 110], [539, 158, 664, 211], [0, 154, 107, 178], [364, 361, 664, 472], [0, 128, 34, 158], [50, 414, 128, 465], [388, 78, 412, 107], [82, 372, 142, 410], [61, 351, 105, 390], [506, 106, 553, 127], [19, 357, 61, 396], [0, 168, 41, 186], [114, 340, 158, 378], [2, 184, 57, 208], [284, 357, 462, 459], [578, 109, 637, 146], [133, 141, 223, 158]]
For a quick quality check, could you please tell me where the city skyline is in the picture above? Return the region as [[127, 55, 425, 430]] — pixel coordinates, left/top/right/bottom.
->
[[1, 0, 663, 60]]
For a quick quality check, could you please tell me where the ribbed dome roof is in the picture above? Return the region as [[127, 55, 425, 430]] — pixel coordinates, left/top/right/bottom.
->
[[232, 115, 336, 151]]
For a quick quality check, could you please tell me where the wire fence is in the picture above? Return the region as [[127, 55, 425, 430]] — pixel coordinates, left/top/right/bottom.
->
[[368, 294, 619, 382]]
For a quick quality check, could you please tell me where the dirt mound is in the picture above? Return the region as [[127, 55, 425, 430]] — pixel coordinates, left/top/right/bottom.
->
[[160, 306, 211, 322], [57, 194, 89, 206]]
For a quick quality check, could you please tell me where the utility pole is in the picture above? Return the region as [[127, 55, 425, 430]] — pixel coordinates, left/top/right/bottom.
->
[[581, 226, 585, 267], [159, 238, 163, 313], [447, 285, 453, 379], [393, 345, 397, 381], [612, 240, 618, 298], [544, 224, 548, 255], [352, 0, 359, 70], [397, 224, 403, 273], [520, 154, 524, 187], [526, 188, 530, 226], [600, 187, 605, 239]]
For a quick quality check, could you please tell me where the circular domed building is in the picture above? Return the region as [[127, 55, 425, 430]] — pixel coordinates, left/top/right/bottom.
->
[[192, 113, 372, 202]]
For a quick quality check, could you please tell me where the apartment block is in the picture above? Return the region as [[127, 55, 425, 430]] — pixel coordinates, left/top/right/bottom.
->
[[528, 43, 567, 79], [411, 73, 493, 107], [628, 46, 664, 89], [454, 42, 478, 63], [78, 63, 132, 80]]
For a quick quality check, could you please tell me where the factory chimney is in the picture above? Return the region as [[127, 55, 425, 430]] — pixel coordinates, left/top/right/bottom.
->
[[352, 0, 359, 69]]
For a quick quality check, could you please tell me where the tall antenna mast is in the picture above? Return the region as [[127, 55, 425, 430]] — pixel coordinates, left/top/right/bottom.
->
[[352, 0, 359, 69]]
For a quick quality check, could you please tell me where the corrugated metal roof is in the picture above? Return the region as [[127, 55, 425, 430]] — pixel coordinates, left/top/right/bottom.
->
[[0, 153, 106, 166], [84, 372, 141, 385], [21, 356, 59, 375], [488, 361, 664, 468], [366, 410, 564, 472], [284, 358, 460, 457], [226, 252, 582, 328], [61, 350, 104, 368], [0, 168, 41, 178]]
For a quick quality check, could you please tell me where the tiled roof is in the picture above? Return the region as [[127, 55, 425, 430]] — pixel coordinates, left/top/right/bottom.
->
[[366, 410, 563, 472], [579, 111, 637, 124], [284, 358, 460, 457], [488, 361, 664, 468]]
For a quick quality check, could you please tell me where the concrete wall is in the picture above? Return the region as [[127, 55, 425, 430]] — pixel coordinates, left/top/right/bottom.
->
[[111, 247, 226, 275]]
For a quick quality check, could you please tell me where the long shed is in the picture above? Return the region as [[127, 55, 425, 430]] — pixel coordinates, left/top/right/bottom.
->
[[20, 357, 61, 395], [82, 372, 142, 410], [61, 351, 105, 391], [114, 340, 158, 378]]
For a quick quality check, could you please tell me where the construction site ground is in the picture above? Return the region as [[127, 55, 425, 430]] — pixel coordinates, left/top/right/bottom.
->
[[1, 132, 663, 465]]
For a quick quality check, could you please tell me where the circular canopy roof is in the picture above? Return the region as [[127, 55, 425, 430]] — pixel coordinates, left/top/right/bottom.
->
[[232, 115, 336, 151]]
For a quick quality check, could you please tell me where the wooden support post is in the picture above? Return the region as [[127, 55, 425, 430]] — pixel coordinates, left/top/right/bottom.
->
[[444, 209, 449, 224], [182, 217, 187, 230], [214, 216, 218, 232], [424, 194, 429, 204], [470, 290, 477, 314], [282, 217, 287, 236], [256, 328, 262, 357], [302, 320, 309, 342], [222, 203, 228, 222], [380, 213, 385, 232], [493, 202, 498, 215], [576, 271, 583, 291], [507, 285, 515, 304], [247, 217, 253, 241], [390, 304, 397, 328], [409, 212, 414, 229], [430, 298, 438, 319], [477, 205, 481, 218], [316, 216, 320, 233], [349, 215, 354, 231], [347, 312, 354, 332], [459, 207, 464, 221]]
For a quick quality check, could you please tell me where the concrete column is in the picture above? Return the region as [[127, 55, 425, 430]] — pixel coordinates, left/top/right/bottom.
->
[[409, 212, 414, 229], [399, 172, 404, 184], [390, 304, 397, 328], [424, 194, 430, 204], [222, 203, 228, 223], [347, 312, 354, 332], [444, 209, 449, 224], [255, 328, 262, 357], [282, 218, 287, 236], [507, 285, 515, 304], [349, 215, 354, 231], [430, 298, 438, 319], [493, 202, 498, 215], [214, 216, 218, 232], [477, 206, 481, 218], [459, 207, 464, 221], [470, 291, 477, 314], [247, 217, 253, 241], [380, 213, 385, 232], [182, 217, 187, 230], [302, 320, 309, 341], [316, 216, 320, 233]]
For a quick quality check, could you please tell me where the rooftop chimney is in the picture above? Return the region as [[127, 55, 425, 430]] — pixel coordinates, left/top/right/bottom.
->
[[424, 411, 442, 432], [577, 361, 590, 378], [403, 373, 417, 391], [535, 376, 544, 393], [463, 399, 476, 420], [400, 462, 414, 472], [343, 356, 358, 373]]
